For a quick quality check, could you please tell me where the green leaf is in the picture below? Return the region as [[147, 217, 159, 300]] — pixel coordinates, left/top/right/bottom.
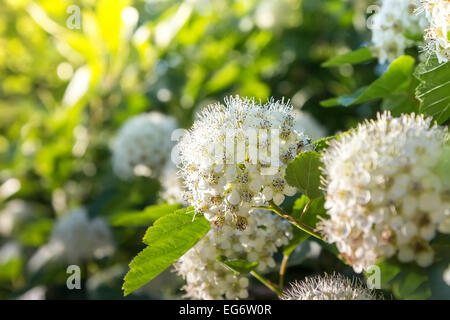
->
[[283, 195, 327, 256], [0, 257, 23, 282], [376, 260, 432, 300], [321, 47, 374, 67], [122, 208, 210, 295], [18, 219, 53, 247], [285, 151, 323, 199], [313, 135, 339, 152], [216, 256, 259, 275], [434, 144, 450, 188], [110, 203, 181, 227], [321, 55, 415, 107], [415, 59, 450, 124]]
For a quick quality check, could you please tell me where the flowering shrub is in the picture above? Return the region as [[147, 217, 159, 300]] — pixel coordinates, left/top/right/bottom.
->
[[0, 0, 449, 301]]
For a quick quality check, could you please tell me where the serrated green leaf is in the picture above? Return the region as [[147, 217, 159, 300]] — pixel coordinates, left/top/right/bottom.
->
[[415, 59, 450, 124], [110, 203, 181, 227], [321, 47, 374, 67], [321, 55, 415, 107], [122, 208, 210, 295], [143, 207, 202, 245], [216, 256, 259, 275], [285, 151, 323, 199]]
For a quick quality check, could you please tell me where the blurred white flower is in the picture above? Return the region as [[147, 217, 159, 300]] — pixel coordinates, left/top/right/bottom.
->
[[254, 0, 299, 30], [420, 0, 450, 63], [17, 286, 46, 300], [282, 273, 378, 300], [0, 241, 21, 265], [0, 178, 21, 199], [0, 200, 30, 236], [444, 264, 450, 286], [178, 96, 311, 230], [175, 209, 292, 300], [370, 0, 429, 63], [62, 65, 91, 107], [112, 112, 177, 180], [320, 112, 449, 272], [28, 208, 114, 272]]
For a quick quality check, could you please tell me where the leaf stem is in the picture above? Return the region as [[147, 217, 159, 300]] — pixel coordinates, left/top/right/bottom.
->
[[250, 270, 282, 297], [267, 200, 323, 241], [279, 254, 289, 289]]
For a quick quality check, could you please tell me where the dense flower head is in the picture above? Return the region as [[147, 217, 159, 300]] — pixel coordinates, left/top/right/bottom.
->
[[112, 112, 177, 180], [175, 209, 292, 300], [281, 273, 378, 300], [420, 0, 450, 63], [371, 0, 428, 63], [319, 112, 449, 273], [28, 208, 114, 271], [178, 96, 311, 229]]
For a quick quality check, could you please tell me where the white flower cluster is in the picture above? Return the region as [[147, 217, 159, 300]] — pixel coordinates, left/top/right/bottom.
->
[[320, 112, 449, 273], [292, 109, 327, 141], [28, 208, 114, 271], [371, 0, 428, 63], [112, 112, 177, 180], [178, 96, 310, 229], [420, 0, 450, 63], [281, 273, 378, 300], [175, 209, 292, 300]]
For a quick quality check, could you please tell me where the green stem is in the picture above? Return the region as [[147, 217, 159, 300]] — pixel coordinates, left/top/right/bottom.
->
[[279, 254, 289, 290], [267, 200, 323, 241], [250, 270, 282, 297]]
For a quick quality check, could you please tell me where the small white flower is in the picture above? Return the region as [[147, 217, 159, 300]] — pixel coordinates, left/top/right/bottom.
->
[[178, 96, 311, 229], [282, 273, 378, 300], [420, 0, 450, 63], [112, 112, 177, 180], [175, 209, 292, 300], [319, 112, 449, 272], [370, 0, 429, 63]]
